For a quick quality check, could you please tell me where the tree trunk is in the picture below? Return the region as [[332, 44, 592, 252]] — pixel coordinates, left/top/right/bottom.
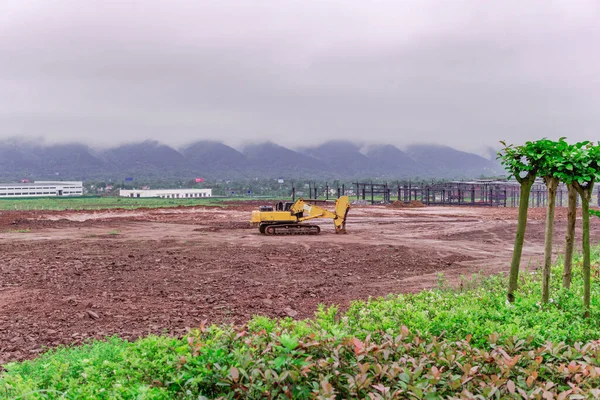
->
[[542, 177, 559, 303], [563, 184, 577, 289], [507, 176, 534, 303], [574, 181, 594, 318]]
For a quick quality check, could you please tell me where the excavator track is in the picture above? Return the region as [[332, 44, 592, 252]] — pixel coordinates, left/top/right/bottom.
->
[[263, 224, 321, 235]]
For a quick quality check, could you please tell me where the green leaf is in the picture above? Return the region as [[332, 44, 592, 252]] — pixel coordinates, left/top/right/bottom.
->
[[279, 334, 299, 351]]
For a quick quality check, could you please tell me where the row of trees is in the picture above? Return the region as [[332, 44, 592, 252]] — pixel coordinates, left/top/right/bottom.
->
[[498, 139, 600, 317]]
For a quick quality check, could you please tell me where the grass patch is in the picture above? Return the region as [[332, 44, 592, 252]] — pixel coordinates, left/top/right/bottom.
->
[[0, 196, 238, 211], [7, 228, 31, 233], [107, 230, 120, 236], [3, 250, 600, 398]]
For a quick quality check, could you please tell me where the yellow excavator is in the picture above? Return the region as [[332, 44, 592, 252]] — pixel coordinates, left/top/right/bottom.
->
[[250, 196, 350, 235]]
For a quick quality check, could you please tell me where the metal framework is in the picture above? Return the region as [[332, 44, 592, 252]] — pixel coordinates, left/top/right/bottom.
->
[[396, 180, 581, 208], [291, 179, 599, 207]]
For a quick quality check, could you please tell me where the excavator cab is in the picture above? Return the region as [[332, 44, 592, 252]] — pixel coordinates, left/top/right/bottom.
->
[[274, 202, 294, 211]]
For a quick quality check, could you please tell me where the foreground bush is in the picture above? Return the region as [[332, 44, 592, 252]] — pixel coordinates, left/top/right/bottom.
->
[[2, 251, 600, 398], [3, 327, 600, 399]]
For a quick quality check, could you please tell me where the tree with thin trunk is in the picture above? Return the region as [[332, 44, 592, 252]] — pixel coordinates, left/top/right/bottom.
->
[[557, 141, 600, 318], [563, 183, 577, 289], [578, 183, 593, 318], [533, 138, 570, 303], [541, 175, 559, 303], [497, 141, 539, 303]]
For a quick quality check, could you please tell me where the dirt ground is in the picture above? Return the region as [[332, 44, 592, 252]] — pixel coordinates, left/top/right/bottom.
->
[[1, 203, 600, 363]]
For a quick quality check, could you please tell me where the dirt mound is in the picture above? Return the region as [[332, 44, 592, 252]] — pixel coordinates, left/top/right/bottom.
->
[[0, 233, 472, 363], [390, 200, 426, 208]]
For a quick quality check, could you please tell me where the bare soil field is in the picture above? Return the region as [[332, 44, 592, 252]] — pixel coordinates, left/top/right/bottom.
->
[[1, 203, 599, 363]]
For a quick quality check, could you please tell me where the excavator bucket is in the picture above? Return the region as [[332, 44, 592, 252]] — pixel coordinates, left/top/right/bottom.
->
[[334, 196, 350, 234]]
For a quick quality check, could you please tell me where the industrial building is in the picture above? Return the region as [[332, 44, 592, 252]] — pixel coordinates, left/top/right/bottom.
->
[[0, 181, 84, 197], [119, 188, 212, 198]]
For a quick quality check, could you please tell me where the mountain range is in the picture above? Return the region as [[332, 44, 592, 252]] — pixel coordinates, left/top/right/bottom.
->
[[0, 139, 503, 182]]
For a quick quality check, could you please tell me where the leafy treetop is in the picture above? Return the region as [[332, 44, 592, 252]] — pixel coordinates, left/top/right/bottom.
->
[[528, 138, 570, 180], [497, 140, 540, 183], [554, 141, 600, 189]]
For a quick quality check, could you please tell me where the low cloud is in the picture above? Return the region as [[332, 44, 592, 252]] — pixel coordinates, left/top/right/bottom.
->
[[1, 0, 598, 154]]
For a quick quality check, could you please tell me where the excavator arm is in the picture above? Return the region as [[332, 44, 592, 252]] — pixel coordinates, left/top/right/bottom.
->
[[290, 196, 350, 233]]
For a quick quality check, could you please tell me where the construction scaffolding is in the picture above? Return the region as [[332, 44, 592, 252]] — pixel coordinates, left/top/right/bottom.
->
[[396, 180, 585, 208], [354, 182, 392, 204]]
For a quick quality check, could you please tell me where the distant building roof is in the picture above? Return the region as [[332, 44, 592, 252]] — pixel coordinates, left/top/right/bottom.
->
[[0, 181, 82, 187]]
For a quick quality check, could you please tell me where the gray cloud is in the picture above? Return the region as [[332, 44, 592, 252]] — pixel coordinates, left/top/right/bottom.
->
[[1, 0, 598, 155]]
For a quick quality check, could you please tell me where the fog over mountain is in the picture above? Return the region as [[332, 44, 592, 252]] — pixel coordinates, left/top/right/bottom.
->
[[1, 0, 598, 155], [0, 139, 503, 181]]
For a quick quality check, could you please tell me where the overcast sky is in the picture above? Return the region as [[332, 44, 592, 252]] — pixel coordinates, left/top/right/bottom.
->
[[0, 0, 598, 154]]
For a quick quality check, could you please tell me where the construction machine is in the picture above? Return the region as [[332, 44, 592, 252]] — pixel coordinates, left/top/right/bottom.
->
[[250, 196, 350, 235]]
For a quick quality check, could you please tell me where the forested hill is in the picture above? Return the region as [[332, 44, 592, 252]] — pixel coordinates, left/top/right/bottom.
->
[[0, 139, 503, 181]]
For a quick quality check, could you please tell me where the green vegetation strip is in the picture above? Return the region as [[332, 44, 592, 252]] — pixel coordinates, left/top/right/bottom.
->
[[3, 252, 600, 398], [0, 196, 251, 211]]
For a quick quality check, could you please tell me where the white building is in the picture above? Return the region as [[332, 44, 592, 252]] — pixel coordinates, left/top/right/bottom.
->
[[0, 181, 83, 198], [119, 188, 212, 199]]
